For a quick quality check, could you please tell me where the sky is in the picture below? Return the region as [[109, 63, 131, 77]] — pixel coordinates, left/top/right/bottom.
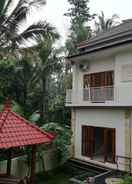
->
[[31, 0, 132, 45]]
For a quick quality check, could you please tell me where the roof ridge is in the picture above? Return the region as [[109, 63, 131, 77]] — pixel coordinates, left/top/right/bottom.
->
[[11, 111, 54, 139]]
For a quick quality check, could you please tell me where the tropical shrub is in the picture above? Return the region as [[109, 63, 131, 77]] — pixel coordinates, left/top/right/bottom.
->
[[120, 176, 132, 184], [42, 122, 72, 163]]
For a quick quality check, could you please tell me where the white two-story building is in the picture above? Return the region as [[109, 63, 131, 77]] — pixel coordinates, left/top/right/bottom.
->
[[66, 19, 132, 172]]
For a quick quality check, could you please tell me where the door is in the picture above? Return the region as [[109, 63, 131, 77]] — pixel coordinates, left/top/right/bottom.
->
[[82, 126, 116, 163], [82, 126, 94, 158], [104, 128, 116, 163]]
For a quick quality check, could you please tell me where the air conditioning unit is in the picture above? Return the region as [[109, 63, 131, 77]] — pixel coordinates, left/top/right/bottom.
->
[[79, 63, 90, 72]]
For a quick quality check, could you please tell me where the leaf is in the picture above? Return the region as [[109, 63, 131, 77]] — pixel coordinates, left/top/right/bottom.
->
[[29, 112, 40, 122], [0, 0, 48, 48], [13, 22, 52, 45], [29, 0, 46, 7]]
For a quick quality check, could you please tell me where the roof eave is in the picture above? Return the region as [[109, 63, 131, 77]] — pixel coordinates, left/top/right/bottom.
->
[[66, 38, 132, 60]]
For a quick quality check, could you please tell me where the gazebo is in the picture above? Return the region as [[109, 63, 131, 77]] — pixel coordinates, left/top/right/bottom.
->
[[0, 99, 54, 184]]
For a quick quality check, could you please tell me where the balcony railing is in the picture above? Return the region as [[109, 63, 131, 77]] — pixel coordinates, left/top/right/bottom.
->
[[66, 86, 114, 104], [83, 86, 114, 102]]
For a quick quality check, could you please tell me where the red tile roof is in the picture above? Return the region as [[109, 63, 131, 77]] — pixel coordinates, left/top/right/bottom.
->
[[0, 100, 54, 149]]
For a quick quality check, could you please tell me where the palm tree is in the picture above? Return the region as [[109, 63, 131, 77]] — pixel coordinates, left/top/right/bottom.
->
[[94, 11, 120, 34], [0, 0, 54, 50], [34, 33, 63, 121], [14, 30, 62, 121]]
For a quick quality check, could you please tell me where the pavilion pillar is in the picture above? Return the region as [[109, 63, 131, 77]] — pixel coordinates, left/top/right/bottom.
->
[[30, 145, 37, 184], [7, 149, 12, 176]]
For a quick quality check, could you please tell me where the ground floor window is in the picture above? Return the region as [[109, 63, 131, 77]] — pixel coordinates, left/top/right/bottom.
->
[[82, 126, 116, 163]]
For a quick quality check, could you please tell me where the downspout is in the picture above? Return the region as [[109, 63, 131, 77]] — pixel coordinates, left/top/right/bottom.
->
[[129, 110, 132, 175]]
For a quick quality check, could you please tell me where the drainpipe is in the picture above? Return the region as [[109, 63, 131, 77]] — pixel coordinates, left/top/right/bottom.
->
[[129, 110, 132, 175]]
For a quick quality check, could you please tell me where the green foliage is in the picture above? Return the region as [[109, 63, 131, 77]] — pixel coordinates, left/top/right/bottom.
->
[[29, 112, 40, 123], [94, 11, 120, 34], [42, 122, 72, 163], [0, 0, 5, 15], [9, 101, 24, 115], [119, 176, 132, 184], [0, 99, 41, 125], [0, 59, 17, 99], [65, 0, 95, 55], [0, 1, 71, 148], [36, 171, 70, 184], [64, 0, 94, 25], [0, 58, 16, 65], [0, 0, 55, 49], [0, 44, 70, 126], [64, 72, 72, 89], [35, 33, 66, 123], [46, 72, 71, 124]]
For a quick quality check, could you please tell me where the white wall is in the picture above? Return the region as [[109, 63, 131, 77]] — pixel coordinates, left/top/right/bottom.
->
[[72, 57, 115, 104], [72, 64, 83, 103], [115, 52, 132, 104], [74, 109, 125, 170], [71, 50, 132, 106], [72, 57, 115, 91], [84, 57, 115, 74]]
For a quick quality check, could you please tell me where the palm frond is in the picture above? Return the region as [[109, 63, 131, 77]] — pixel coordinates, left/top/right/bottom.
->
[[4, 0, 26, 25], [0, 0, 47, 48], [106, 19, 112, 30], [29, 0, 46, 7], [0, 15, 6, 27], [94, 11, 120, 34], [8, 6, 28, 33], [13, 22, 56, 46], [5, 0, 46, 33], [0, 0, 27, 44], [2, 0, 13, 14]]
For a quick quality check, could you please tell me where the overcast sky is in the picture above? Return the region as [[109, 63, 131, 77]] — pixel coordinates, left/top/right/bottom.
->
[[33, 0, 132, 45]]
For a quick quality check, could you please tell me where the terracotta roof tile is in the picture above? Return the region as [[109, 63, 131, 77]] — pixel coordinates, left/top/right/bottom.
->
[[0, 100, 54, 149]]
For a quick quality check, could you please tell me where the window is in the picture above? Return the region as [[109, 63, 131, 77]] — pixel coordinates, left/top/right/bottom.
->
[[84, 71, 114, 88]]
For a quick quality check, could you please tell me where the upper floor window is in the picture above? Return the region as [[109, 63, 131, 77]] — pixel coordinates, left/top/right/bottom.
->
[[84, 71, 114, 88]]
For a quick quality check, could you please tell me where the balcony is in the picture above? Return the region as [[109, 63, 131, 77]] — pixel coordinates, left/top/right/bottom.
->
[[66, 86, 114, 105]]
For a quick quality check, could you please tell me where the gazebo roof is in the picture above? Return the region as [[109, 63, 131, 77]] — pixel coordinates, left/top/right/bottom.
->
[[0, 100, 54, 149]]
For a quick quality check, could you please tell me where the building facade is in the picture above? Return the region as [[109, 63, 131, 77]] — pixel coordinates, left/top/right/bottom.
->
[[66, 19, 132, 172]]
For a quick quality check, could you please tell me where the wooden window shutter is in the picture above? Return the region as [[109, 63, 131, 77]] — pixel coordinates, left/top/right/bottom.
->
[[82, 126, 93, 158]]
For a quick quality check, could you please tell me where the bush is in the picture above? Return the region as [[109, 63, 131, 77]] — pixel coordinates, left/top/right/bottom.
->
[[120, 176, 132, 184], [42, 122, 72, 163]]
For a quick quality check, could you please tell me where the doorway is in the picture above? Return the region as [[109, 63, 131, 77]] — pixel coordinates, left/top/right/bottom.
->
[[82, 126, 116, 163]]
